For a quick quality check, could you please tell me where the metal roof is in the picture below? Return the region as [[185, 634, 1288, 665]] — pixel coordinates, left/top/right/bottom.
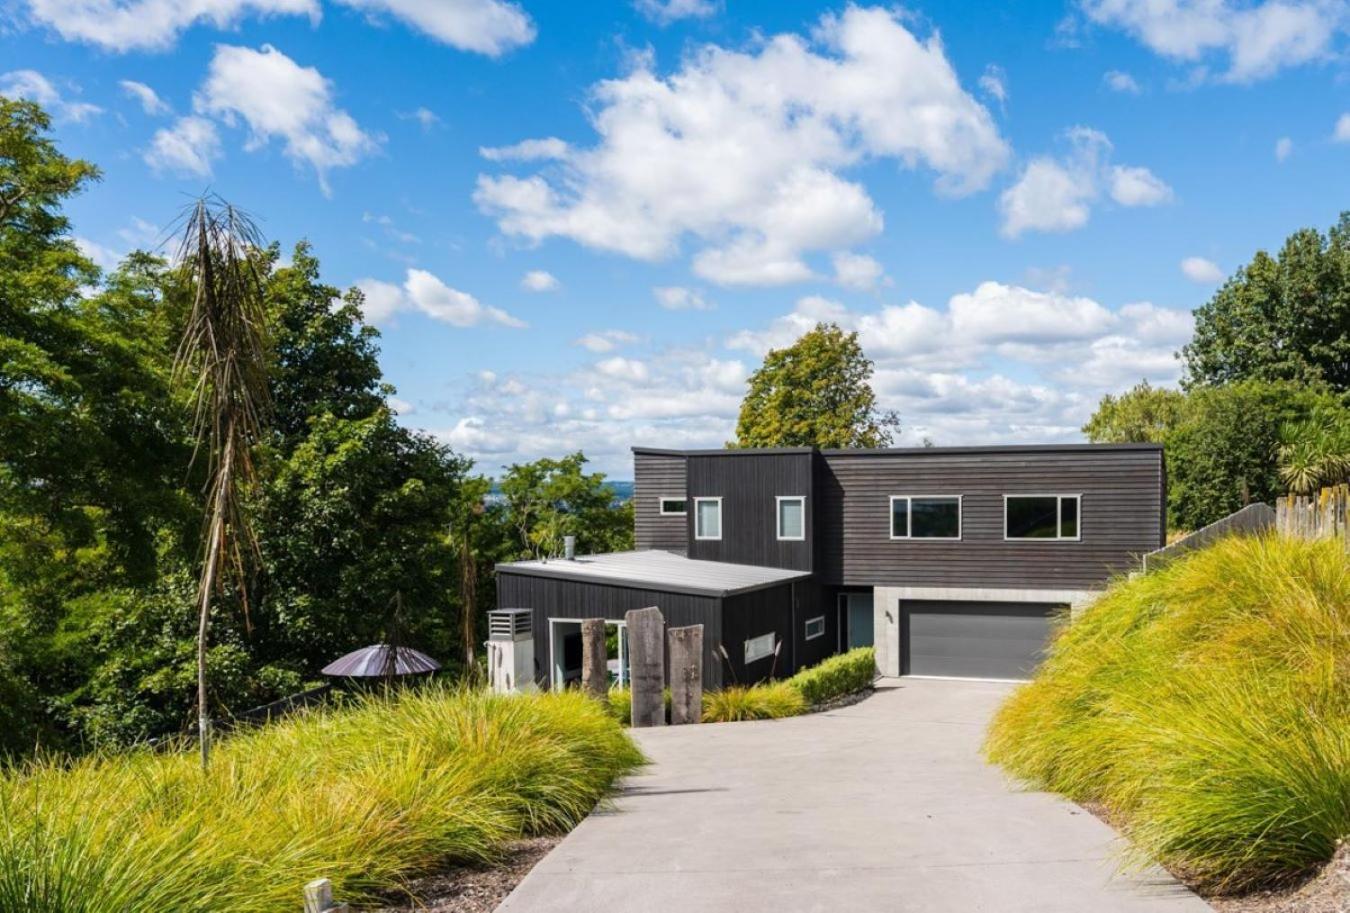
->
[[495, 550, 811, 598], [632, 443, 1162, 457]]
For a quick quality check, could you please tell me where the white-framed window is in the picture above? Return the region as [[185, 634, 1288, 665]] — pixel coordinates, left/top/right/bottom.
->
[[694, 497, 722, 540], [658, 496, 687, 516], [744, 632, 776, 664], [776, 495, 806, 541], [889, 495, 962, 540], [803, 615, 825, 641], [1004, 494, 1081, 541]]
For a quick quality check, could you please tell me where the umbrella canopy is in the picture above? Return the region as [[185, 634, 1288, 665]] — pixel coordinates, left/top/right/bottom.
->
[[321, 644, 441, 678]]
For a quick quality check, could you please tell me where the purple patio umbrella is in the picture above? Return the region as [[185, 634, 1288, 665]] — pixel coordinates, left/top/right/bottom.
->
[[321, 644, 441, 678]]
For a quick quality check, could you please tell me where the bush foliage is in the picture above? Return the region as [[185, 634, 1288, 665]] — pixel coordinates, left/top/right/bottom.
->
[[701, 682, 806, 723], [985, 535, 1350, 891], [0, 686, 643, 913], [787, 647, 876, 705]]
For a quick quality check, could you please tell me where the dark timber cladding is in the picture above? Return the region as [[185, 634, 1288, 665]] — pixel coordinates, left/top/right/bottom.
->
[[817, 445, 1165, 590], [685, 449, 814, 571], [633, 450, 688, 553]]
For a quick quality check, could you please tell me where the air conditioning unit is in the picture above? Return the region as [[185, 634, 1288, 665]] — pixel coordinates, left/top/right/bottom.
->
[[486, 608, 537, 694]]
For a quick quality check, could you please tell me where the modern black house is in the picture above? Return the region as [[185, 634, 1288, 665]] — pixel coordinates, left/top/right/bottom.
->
[[495, 443, 1165, 690]]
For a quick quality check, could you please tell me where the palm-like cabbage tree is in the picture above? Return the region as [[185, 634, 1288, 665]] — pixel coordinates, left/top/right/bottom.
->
[[172, 196, 269, 769], [1278, 409, 1350, 495]]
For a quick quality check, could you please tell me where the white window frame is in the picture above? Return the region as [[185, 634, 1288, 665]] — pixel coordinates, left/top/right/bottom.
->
[[888, 494, 963, 541], [694, 496, 723, 541], [744, 632, 776, 664], [658, 496, 687, 516], [1003, 494, 1082, 542], [775, 495, 806, 541], [803, 615, 825, 641], [548, 617, 628, 691]]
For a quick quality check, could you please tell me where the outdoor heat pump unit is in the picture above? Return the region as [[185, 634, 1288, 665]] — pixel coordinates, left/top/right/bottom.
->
[[486, 608, 537, 694]]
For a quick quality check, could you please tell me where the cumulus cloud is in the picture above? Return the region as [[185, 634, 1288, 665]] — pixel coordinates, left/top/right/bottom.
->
[[144, 115, 221, 177], [1180, 256, 1224, 283], [999, 127, 1170, 238], [399, 107, 441, 130], [654, 286, 712, 310], [1335, 113, 1350, 142], [194, 44, 380, 194], [0, 69, 101, 121], [832, 251, 887, 291], [1080, 0, 1346, 82], [119, 79, 169, 114], [576, 330, 639, 353], [479, 137, 569, 162], [355, 269, 525, 328], [634, 0, 717, 25], [1103, 69, 1142, 92], [475, 6, 1009, 286], [979, 64, 1008, 104], [331, 0, 534, 55], [520, 269, 560, 291]]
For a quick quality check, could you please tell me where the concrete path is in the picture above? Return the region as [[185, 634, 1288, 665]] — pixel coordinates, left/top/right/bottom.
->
[[498, 678, 1212, 913]]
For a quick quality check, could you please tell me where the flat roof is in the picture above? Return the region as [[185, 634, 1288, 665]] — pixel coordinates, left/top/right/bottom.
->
[[632, 443, 1162, 457], [495, 549, 811, 598]]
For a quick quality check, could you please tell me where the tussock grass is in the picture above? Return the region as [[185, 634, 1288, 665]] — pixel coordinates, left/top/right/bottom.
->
[[701, 682, 806, 722], [986, 534, 1350, 892], [0, 686, 643, 913], [787, 647, 875, 705]]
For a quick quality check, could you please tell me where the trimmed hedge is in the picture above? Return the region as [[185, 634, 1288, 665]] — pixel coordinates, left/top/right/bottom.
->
[[787, 647, 876, 705]]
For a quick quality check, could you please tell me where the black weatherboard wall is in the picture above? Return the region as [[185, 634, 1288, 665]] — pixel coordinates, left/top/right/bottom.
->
[[633, 451, 688, 553], [685, 449, 814, 571]]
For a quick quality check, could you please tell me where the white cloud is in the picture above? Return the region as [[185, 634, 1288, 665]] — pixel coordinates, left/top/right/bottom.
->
[[634, 0, 717, 25], [0, 69, 101, 121], [479, 137, 569, 162], [194, 44, 379, 194], [475, 6, 1009, 286], [355, 269, 525, 328], [25, 0, 318, 52], [1080, 0, 1346, 82], [831, 251, 887, 291], [948, 281, 1117, 344], [119, 79, 169, 115], [654, 286, 712, 310], [399, 107, 441, 130], [521, 269, 560, 292], [332, 0, 534, 55], [979, 64, 1008, 104], [1180, 256, 1224, 283], [145, 116, 221, 177], [999, 127, 1170, 238], [1334, 113, 1350, 142], [1103, 69, 1142, 93], [576, 330, 640, 353], [75, 236, 121, 272], [1275, 136, 1294, 161], [386, 396, 414, 415]]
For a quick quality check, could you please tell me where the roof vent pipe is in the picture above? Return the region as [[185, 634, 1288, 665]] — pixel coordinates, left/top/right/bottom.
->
[[564, 535, 576, 560]]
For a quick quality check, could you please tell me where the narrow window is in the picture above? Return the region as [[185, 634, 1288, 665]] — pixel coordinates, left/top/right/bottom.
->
[[776, 496, 806, 541], [694, 497, 722, 540], [658, 497, 687, 516], [744, 632, 776, 664], [804, 615, 825, 640], [1005, 495, 1081, 540], [890, 495, 961, 539]]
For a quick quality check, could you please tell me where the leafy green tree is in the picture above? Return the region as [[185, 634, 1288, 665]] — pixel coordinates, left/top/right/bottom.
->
[[498, 452, 634, 559], [1183, 213, 1350, 391], [1082, 380, 1189, 444], [1276, 405, 1350, 494], [734, 322, 898, 448]]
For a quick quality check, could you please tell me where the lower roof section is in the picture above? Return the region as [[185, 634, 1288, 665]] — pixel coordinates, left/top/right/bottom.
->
[[495, 549, 811, 598]]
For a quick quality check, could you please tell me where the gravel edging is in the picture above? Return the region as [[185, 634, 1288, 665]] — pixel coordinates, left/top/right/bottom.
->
[[805, 685, 876, 714], [365, 835, 560, 913]]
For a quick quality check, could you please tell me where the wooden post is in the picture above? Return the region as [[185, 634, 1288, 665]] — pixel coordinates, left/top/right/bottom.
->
[[668, 624, 703, 725], [626, 606, 665, 727], [580, 618, 608, 699], [304, 879, 348, 913]]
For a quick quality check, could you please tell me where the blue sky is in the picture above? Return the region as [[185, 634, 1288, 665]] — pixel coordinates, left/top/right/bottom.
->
[[5, 0, 1349, 477]]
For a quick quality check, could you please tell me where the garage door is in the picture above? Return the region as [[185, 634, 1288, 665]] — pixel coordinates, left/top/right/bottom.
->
[[902, 601, 1060, 680]]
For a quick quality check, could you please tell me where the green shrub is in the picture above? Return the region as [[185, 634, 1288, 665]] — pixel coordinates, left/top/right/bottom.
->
[[787, 647, 875, 705], [0, 686, 643, 913], [701, 682, 806, 723], [986, 534, 1350, 891], [606, 686, 631, 725]]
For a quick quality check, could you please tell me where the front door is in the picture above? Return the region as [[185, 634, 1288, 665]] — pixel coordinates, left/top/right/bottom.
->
[[837, 592, 874, 651]]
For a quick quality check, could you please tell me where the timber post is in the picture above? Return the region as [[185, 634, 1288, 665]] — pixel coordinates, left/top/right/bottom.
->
[[626, 606, 666, 727], [668, 624, 703, 725], [580, 617, 608, 699]]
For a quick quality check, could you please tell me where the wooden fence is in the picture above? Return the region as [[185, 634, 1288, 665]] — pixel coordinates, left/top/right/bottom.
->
[[1275, 484, 1350, 544], [1142, 502, 1275, 572]]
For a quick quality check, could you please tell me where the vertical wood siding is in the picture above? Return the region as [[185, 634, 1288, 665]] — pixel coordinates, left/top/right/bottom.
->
[[686, 452, 814, 570], [817, 448, 1164, 589], [633, 452, 688, 553]]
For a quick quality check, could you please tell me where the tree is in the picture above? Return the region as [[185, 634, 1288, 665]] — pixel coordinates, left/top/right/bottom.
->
[[734, 322, 898, 448], [1183, 213, 1350, 391], [498, 452, 634, 560], [1082, 381, 1188, 444], [1277, 405, 1350, 494]]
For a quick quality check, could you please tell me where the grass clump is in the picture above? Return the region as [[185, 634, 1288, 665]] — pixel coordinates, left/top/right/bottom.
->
[[0, 686, 643, 913], [701, 682, 805, 723], [787, 647, 875, 705], [985, 534, 1350, 892]]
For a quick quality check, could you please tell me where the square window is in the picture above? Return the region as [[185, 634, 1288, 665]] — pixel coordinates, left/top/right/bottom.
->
[[777, 496, 805, 540], [804, 615, 825, 640], [694, 498, 722, 540]]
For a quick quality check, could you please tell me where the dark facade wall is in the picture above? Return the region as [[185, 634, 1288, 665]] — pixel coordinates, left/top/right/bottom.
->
[[817, 448, 1165, 590], [720, 582, 795, 685], [686, 452, 813, 571], [497, 571, 723, 689], [633, 451, 688, 553]]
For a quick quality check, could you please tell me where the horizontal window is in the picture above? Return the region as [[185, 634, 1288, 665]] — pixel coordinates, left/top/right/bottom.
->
[[777, 496, 806, 541], [694, 497, 722, 540], [658, 497, 687, 516], [744, 632, 776, 664], [890, 495, 961, 540], [1005, 495, 1080, 540], [804, 615, 825, 641]]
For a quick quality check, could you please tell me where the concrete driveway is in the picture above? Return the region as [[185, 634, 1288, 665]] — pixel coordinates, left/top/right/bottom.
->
[[497, 678, 1211, 913]]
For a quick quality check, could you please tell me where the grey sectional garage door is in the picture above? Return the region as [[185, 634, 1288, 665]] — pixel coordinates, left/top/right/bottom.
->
[[902, 601, 1061, 680]]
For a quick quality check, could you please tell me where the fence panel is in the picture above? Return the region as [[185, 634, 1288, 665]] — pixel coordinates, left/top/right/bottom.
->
[[1275, 484, 1350, 546]]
